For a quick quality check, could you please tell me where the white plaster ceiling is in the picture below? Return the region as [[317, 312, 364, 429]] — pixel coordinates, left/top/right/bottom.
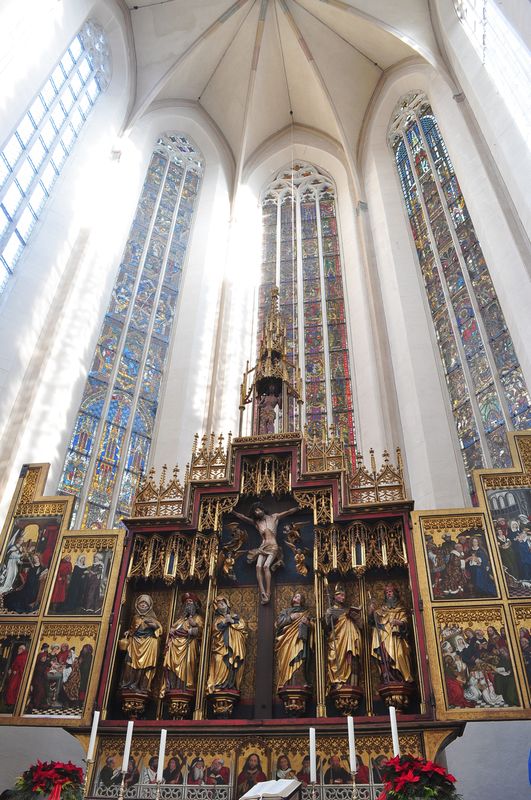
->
[[125, 0, 439, 171]]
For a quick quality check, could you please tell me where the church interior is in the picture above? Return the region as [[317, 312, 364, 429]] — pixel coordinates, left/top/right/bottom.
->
[[0, 1, 530, 799]]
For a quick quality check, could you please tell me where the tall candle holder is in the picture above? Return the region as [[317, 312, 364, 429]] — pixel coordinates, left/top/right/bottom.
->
[[117, 772, 127, 800], [350, 772, 358, 800], [309, 781, 319, 800], [82, 759, 94, 799], [155, 779, 163, 800]]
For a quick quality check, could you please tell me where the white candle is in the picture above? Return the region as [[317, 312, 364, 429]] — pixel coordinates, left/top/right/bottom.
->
[[389, 706, 400, 757], [87, 710, 100, 762], [347, 715, 356, 774], [309, 728, 317, 783], [156, 729, 167, 783], [122, 720, 134, 774]]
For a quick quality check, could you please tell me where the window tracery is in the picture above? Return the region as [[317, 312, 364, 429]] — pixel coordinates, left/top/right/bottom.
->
[[58, 134, 203, 528], [389, 91, 531, 498], [259, 163, 356, 463], [0, 19, 110, 292]]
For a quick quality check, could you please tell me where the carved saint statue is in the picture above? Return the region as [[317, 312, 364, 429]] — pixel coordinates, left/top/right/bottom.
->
[[369, 583, 413, 684], [162, 592, 204, 692], [232, 502, 298, 604], [258, 384, 281, 434], [325, 583, 362, 688], [120, 594, 163, 693], [275, 591, 314, 690], [207, 596, 247, 694]]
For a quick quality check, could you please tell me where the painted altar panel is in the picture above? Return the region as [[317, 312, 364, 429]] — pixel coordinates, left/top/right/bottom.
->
[[22, 621, 101, 721], [414, 513, 499, 602], [89, 732, 425, 796], [0, 622, 37, 715], [0, 515, 62, 615], [486, 484, 531, 598], [510, 605, 531, 703], [45, 532, 122, 616]]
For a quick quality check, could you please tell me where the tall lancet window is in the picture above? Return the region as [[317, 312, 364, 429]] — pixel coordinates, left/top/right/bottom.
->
[[58, 134, 203, 528], [389, 91, 531, 498], [259, 163, 356, 462], [0, 20, 110, 292]]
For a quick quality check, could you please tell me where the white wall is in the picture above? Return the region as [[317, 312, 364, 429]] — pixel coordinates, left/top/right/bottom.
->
[[431, 0, 531, 241]]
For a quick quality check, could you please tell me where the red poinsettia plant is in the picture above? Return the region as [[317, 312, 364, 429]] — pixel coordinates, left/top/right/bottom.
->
[[14, 761, 84, 800], [377, 755, 461, 800]]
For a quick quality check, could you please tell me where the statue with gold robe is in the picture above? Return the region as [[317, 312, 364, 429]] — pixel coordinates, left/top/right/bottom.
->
[[207, 596, 247, 694], [369, 584, 413, 684], [120, 594, 163, 693], [275, 591, 314, 690], [163, 592, 204, 691], [325, 583, 362, 688]]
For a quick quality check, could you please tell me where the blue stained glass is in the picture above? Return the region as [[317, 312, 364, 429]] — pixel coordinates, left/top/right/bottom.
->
[[123, 329, 145, 363], [140, 365, 162, 402], [80, 376, 107, 417], [146, 337, 167, 371], [126, 433, 151, 473], [106, 391, 132, 429], [153, 287, 176, 340], [59, 134, 203, 520], [71, 413, 99, 455], [60, 451, 90, 493], [109, 269, 134, 319], [98, 423, 124, 465], [482, 300, 507, 341], [115, 353, 140, 393], [132, 399, 157, 436], [500, 367, 531, 417]]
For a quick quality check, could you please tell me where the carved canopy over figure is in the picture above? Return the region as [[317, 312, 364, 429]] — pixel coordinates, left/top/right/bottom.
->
[[207, 596, 247, 694], [275, 591, 314, 691], [120, 594, 163, 693], [232, 501, 298, 604], [325, 583, 362, 687], [369, 583, 413, 684], [162, 592, 204, 692]]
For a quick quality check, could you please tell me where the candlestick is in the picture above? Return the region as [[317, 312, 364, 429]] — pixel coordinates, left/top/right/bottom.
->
[[156, 729, 167, 783], [350, 771, 358, 800], [389, 706, 400, 757], [87, 710, 100, 762], [347, 715, 356, 774], [122, 720, 134, 774], [82, 758, 93, 799], [309, 728, 317, 784]]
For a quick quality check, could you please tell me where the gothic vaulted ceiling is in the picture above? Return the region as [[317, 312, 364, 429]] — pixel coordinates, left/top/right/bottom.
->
[[125, 0, 440, 169]]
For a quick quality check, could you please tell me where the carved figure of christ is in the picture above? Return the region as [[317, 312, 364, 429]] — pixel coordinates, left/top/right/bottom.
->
[[232, 503, 299, 604]]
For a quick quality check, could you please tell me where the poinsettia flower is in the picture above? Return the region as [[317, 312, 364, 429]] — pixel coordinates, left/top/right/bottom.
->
[[395, 769, 421, 792]]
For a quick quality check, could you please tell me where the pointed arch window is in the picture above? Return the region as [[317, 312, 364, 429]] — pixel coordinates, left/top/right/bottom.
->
[[389, 91, 531, 498], [259, 163, 356, 462], [58, 134, 203, 528], [0, 20, 111, 292]]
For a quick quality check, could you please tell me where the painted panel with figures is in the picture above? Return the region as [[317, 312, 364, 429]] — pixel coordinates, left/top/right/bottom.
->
[[419, 519, 498, 601], [90, 732, 424, 797], [487, 486, 531, 598], [0, 623, 36, 714], [23, 622, 100, 718], [0, 516, 61, 615], [46, 534, 118, 615], [435, 606, 523, 714]]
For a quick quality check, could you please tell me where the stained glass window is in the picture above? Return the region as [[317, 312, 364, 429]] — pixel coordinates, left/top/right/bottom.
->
[[58, 134, 203, 527], [259, 163, 356, 462], [0, 20, 111, 292], [389, 91, 531, 498]]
